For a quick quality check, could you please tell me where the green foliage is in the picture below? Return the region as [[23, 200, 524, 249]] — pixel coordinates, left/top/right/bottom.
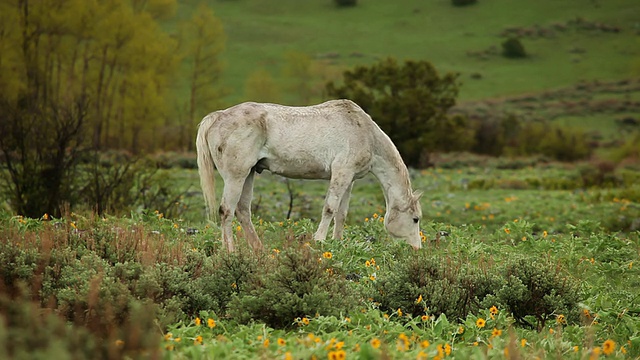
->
[[326, 58, 463, 166], [506, 121, 592, 161], [484, 257, 582, 330], [228, 242, 357, 328], [501, 37, 527, 58], [372, 252, 501, 321], [178, 2, 227, 151]]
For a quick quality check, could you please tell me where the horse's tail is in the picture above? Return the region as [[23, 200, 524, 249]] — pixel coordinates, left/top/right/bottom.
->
[[196, 113, 218, 222]]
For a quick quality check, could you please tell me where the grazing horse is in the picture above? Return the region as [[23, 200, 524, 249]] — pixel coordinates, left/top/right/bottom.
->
[[196, 99, 422, 252]]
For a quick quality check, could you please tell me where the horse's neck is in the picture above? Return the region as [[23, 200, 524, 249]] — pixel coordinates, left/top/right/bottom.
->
[[370, 134, 413, 208]]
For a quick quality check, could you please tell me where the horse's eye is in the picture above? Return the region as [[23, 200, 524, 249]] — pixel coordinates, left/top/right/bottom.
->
[[413, 217, 419, 223]]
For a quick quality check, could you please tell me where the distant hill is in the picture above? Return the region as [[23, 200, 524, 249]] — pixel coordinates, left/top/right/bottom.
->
[[177, 0, 640, 106]]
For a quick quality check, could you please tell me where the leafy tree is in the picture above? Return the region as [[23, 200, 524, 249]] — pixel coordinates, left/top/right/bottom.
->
[[326, 58, 469, 167], [244, 68, 281, 103], [0, 95, 88, 218], [0, 0, 186, 216], [282, 51, 316, 105], [179, 3, 227, 151], [0, 0, 181, 152]]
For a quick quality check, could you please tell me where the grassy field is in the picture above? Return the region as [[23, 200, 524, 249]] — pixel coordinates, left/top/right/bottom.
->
[[2, 161, 639, 359], [177, 0, 640, 104]]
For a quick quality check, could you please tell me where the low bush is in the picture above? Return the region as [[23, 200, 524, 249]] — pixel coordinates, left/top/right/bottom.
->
[[334, 0, 357, 7], [228, 241, 357, 328], [371, 252, 500, 321], [484, 257, 582, 330], [371, 252, 583, 329], [502, 37, 527, 58], [452, 0, 477, 6]]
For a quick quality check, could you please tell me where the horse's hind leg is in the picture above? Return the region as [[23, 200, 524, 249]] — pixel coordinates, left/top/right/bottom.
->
[[332, 182, 353, 240], [218, 176, 247, 252], [236, 170, 263, 251]]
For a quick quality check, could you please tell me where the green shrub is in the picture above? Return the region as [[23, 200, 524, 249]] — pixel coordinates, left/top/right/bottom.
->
[[372, 253, 502, 321], [227, 243, 357, 328], [184, 249, 259, 316], [0, 287, 162, 359], [507, 121, 592, 162], [483, 257, 583, 330], [502, 37, 527, 58]]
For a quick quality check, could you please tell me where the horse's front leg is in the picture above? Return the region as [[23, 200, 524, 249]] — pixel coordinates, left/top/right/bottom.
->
[[332, 182, 353, 240], [314, 170, 354, 241]]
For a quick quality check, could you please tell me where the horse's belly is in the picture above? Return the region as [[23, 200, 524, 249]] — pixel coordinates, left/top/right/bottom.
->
[[257, 156, 332, 180]]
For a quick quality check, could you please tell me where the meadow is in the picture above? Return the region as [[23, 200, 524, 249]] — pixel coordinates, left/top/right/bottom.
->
[[1, 158, 639, 359]]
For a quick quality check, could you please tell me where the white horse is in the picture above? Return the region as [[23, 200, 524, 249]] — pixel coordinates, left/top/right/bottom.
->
[[196, 99, 423, 252]]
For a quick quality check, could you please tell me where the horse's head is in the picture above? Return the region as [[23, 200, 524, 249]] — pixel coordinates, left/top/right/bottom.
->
[[384, 190, 423, 249]]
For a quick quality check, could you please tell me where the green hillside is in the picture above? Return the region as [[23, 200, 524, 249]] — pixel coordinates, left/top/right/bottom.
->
[[178, 0, 640, 104]]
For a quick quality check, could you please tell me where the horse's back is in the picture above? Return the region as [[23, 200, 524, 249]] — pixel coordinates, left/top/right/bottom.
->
[[204, 100, 377, 179]]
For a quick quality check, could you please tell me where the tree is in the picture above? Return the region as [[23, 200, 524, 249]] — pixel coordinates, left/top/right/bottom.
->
[[0, 0, 183, 216], [326, 58, 468, 167], [282, 51, 316, 105], [244, 68, 281, 103], [179, 3, 226, 151], [0, 0, 181, 152], [0, 95, 88, 218]]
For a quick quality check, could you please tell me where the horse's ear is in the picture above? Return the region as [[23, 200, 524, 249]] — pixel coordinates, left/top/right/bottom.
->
[[412, 190, 423, 201]]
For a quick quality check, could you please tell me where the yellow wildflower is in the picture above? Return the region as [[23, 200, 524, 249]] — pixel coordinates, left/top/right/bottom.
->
[[371, 338, 381, 349], [207, 318, 216, 329], [328, 350, 346, 360], [602, 339, 615, 355], [476, 318, 486, 328]]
